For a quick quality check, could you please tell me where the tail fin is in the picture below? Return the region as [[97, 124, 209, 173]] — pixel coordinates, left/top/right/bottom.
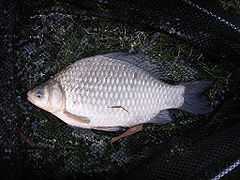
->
[[180, 81, 213, 115]]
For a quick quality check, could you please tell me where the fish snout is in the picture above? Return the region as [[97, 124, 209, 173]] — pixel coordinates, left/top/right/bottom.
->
[[27, 90, 33, 102]]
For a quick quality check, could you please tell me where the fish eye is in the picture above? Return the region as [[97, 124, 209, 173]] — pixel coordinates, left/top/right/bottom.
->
[[35, 88, 44, 98]]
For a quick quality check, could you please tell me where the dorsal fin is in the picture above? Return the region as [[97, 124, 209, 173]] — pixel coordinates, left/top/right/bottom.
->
[[102, 52, 172, 81]]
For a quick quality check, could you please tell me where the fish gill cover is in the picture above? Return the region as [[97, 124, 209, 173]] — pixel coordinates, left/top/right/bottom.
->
[[1, 0, 240, 179]]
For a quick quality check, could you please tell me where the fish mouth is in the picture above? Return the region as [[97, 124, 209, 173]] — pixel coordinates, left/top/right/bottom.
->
[[27, 91, 34, 103]]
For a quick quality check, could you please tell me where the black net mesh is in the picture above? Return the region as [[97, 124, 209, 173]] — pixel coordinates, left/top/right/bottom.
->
[[1, 0, 240, 180]]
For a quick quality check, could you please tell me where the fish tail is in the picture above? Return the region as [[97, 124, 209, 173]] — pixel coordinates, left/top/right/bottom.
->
[[180, 81, 213, 115]]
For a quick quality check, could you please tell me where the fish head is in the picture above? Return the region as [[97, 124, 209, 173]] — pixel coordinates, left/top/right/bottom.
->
[[27, 80, 65, 113]]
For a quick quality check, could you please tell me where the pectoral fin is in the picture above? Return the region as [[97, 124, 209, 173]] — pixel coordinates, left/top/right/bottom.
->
[[63, 111, 90, 124]]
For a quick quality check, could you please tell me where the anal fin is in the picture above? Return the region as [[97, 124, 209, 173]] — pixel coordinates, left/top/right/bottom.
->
[[149, 110, 173, 124]]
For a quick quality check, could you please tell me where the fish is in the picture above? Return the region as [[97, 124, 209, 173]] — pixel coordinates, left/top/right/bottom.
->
[[27, 52, 212, 137]]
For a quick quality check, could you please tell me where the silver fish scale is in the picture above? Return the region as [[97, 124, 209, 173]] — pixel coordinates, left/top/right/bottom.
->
[[55, 55, 184, 128]]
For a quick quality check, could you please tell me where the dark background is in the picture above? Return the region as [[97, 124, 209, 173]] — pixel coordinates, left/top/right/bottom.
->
[[1, 0, 240, 179]]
